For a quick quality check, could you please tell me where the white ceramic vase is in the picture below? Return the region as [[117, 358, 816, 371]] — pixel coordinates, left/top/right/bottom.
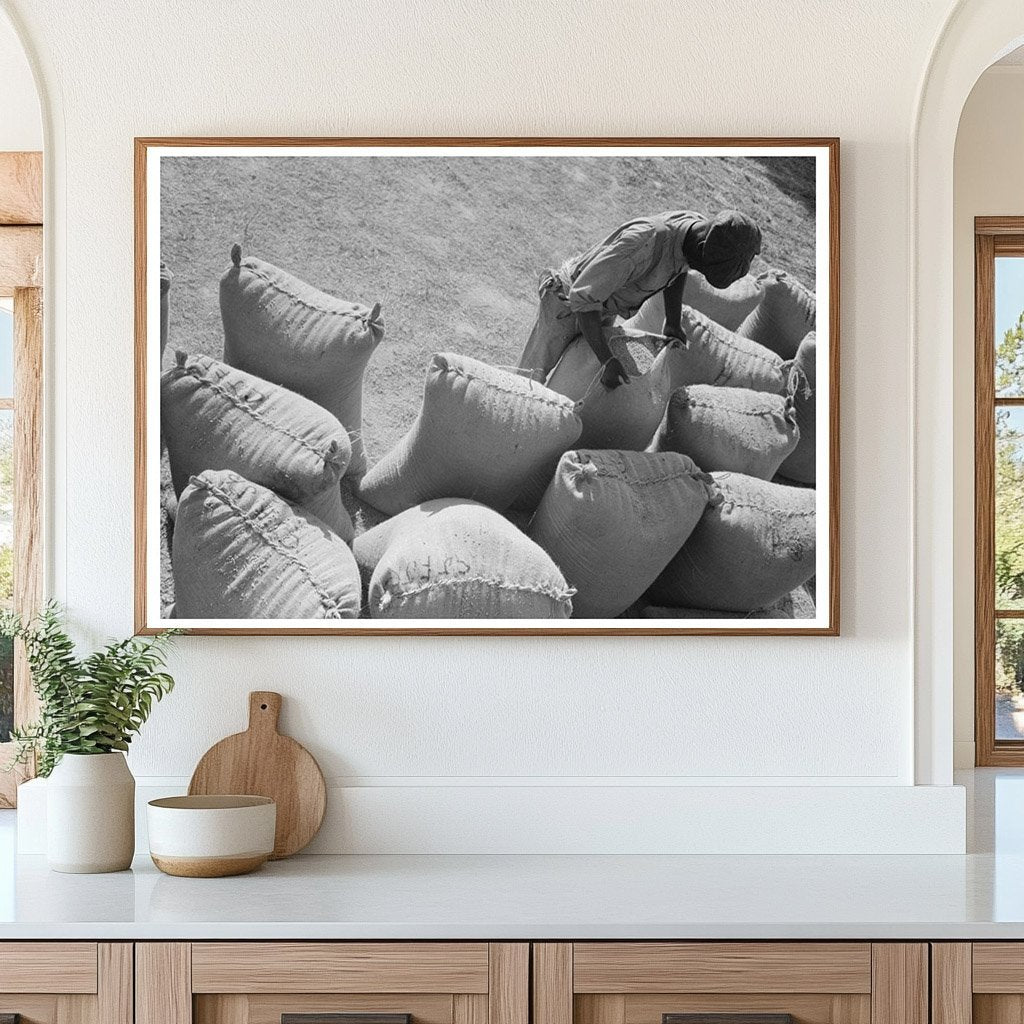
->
[[46, 752, 135, 873]]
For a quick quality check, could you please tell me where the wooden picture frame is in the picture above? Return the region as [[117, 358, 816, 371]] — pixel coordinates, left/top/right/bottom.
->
[[135, 137, 839, 636], [975, 216, 1024, 765]]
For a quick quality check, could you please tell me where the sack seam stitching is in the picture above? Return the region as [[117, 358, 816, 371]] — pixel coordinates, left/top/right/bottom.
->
[[377, 575, 576, 604], [168, 360, 344, 480], [438, 362, 578, 414], [240, 262, 376, 322], [718, 500, 816, 518], [683, 399, 792, 419], [189, 476, 353, 617]]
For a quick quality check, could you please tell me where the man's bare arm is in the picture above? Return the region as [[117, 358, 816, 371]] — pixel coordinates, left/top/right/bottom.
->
[[578, 310, 612, 362], [662, 272, 686, 340], [577, 310, 628, 389]]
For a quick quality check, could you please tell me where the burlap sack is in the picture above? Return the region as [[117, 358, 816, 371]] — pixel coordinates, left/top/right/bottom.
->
[[352, 496, 467, 589], [652, 383, 799, 480], [513, 327, 671, 511], [625, 271, 764, 333], [161, 351, 353, 541], [220, 245, 385, 477], [358, 353, 582, 516], [529, 449, 716, 618], [172, 470, 361, 620], [784, 584, 816, 619], [778, 331, 817, 484], [649, 471, 816, 611], [545, 327, 677, 450], [737, 269, 816, 359], [639, 584, 816, 619], [364, 499, 574, 619], [668, 306, 787, 394]]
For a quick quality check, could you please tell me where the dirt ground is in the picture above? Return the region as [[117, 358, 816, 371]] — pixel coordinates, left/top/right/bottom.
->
[[158, 153, 817, 609]]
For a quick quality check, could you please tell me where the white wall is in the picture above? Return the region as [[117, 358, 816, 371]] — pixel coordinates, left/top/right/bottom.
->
[[0, 11, 40, 151], [952, 65, 1024, 767], [1, 0, 975, 851]]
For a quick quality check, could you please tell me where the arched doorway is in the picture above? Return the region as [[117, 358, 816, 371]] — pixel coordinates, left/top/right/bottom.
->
[[954, 50, 1024, 769], [913, 1, 1024, 785]]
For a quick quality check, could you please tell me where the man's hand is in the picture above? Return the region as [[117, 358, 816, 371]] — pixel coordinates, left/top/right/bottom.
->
[[664, 326, 688, 349], [601, 357, 629, 389]]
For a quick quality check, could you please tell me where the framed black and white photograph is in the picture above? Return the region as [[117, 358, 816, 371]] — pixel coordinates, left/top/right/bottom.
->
[[135, 137, 839, 636]]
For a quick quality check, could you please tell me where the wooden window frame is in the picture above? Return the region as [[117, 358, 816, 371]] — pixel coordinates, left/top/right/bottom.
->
[[0, 151, 43, 806], [975, 216, 1024, 765]]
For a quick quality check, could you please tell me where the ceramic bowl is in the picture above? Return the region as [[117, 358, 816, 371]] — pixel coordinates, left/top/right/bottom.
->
[[147, 795, 276, 877]]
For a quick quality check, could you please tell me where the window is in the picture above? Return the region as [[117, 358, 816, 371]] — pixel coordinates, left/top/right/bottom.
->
[[976, 219, 1024, 764]]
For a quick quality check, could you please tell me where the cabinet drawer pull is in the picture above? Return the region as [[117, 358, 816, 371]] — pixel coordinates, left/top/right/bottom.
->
[[664, 1016, 794, 1024], [283, 1016, 411, 1024]]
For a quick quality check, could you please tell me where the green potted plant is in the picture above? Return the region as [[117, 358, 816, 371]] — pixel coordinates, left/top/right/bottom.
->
[[2, 603, 179, 873]]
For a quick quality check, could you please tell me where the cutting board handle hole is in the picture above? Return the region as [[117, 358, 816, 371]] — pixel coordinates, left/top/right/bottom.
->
[[260, 703, 268, 710]]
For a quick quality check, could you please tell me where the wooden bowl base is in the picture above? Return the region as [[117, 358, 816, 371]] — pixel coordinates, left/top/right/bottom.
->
[[151, 853, 268, 878]]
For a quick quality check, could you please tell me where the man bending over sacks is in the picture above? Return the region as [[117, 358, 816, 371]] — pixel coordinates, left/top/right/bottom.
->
[[518, 209, 762, 388]]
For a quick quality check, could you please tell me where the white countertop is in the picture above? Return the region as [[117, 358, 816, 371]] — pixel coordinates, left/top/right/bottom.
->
[[0, 849, 1021, 941], [1, 769, 1022, 941]]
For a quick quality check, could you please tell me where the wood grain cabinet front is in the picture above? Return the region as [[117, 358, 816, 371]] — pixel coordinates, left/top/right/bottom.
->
[[136, 944, 528, 1024], [0, 936, 945, 1024], [933, 943, 1024, 1024], [533, 944, 929, 1024], [0, 943, 132, 1024]]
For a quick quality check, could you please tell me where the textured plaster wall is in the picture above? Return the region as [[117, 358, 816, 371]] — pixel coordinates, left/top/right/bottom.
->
[[0, 0, 961, 798]]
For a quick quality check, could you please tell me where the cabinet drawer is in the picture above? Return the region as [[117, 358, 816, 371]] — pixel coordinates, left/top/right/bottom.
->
[[534, 944, 925, 1024], [570, 943, 871, 1024], [572, 944, 872, 994], [195, 991, 484, 1024], [139, 943, 528, 1024], [937, 942, 1024, 1024], [191, 944, 491, 994], [0, 942, 99, 994], [0, 943, 130, 1024], [973, 943, 1024, 992]]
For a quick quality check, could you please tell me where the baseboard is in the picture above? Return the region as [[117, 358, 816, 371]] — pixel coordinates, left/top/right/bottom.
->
[[17, 778, 967, 856]]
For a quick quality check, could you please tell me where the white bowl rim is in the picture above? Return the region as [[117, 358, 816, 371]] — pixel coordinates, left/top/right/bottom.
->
[[148, 795, 275, 810]]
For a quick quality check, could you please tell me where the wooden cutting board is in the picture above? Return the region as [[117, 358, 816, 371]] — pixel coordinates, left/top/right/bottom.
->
[[188, 691, 326, 859]]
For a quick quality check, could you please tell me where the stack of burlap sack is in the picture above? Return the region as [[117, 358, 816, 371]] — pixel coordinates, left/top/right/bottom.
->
[[160, 245, 818, 621]]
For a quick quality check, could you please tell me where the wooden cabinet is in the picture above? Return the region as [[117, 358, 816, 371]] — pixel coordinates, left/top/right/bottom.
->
[[932, 943, 1024, 1024], [532, 944, 928, 1024], [0, 938, 956, 1024], [0, 942, 132, 1024], [136, 944, 528, 1024]]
